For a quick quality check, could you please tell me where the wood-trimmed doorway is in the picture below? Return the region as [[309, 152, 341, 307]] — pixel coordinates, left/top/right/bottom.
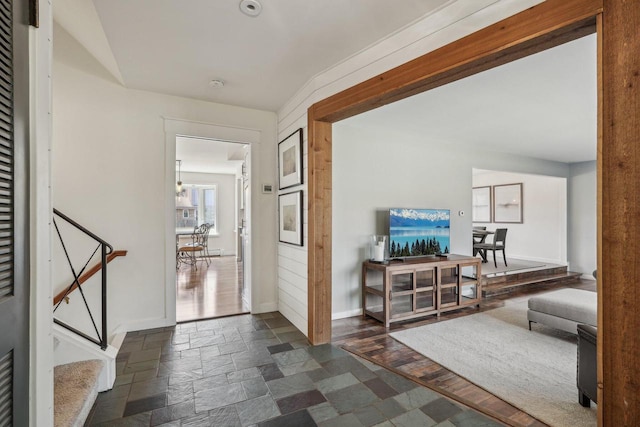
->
[[306, 0, 640, 423]]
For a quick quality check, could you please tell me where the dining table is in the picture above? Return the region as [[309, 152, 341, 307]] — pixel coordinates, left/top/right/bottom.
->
[[472, 229, 494, 263]]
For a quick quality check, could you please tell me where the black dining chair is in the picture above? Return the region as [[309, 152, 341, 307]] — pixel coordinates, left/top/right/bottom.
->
[[473, 228, 508, 268], [472, 226, 487, 257]]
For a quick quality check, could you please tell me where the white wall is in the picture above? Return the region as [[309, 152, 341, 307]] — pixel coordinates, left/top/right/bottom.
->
[[179, 172, 237, 256], [276, 0, 543, 336], [568, 161, 596, 276], [331, 124, 569, 318], [473, 170, 567, 264], [52, 23, 278, 333]]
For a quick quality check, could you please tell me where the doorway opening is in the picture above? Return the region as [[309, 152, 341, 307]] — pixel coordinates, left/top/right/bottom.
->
[[329, 29, 596, 425], [175, 136, 250, 322]]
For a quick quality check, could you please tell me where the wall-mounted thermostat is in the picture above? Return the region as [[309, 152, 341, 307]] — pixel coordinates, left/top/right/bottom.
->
[[262, 184, 274, 194], [458, 210, 465, 216]]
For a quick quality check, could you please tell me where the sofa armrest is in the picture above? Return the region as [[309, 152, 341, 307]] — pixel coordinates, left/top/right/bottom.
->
[[578, 324, 597, 344]]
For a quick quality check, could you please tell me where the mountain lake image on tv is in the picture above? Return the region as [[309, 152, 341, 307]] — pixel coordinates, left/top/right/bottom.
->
[[389, 208, 450, 257]]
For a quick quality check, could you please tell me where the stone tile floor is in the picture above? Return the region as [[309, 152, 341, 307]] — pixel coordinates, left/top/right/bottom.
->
[[85, 312, 503, 426]]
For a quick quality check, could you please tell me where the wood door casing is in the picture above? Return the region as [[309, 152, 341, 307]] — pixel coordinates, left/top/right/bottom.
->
[[307, 0, 640, 423], [308, 0, 602, 344]]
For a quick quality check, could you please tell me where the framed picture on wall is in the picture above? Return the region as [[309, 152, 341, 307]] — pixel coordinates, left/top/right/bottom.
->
[[278, 128, 303, 190], [472, 186, 492, 223], [493, 183, 523, 223], [279, 190, 303, 246]]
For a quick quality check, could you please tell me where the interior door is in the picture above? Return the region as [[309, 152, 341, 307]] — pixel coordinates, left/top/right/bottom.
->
[[0, 0, 31, 424]]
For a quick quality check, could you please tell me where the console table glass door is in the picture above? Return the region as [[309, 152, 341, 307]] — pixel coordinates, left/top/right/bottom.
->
[[362, 255, 481, 327]]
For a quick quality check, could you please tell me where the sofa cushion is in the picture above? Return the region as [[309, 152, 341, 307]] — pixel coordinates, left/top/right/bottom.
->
[[528, 288, 597, 326]]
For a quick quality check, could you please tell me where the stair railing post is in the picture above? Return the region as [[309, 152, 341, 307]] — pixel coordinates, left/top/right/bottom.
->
[[101, 243, 108, 350], [53, 209, 121, 350]]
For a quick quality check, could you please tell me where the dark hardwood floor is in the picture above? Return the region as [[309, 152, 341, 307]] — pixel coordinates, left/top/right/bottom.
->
[[176, 256, 249, 323], [332, 278, 596, 427]]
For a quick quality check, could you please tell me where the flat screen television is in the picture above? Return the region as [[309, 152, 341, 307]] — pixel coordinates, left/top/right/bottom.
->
[[389, 208, 450, 257]]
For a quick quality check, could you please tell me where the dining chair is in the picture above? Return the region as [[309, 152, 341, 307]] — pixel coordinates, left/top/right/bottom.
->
[[472, 226, 487, 257], [177, 223, 211, 269], [473, 228, 508, 268], [201, 223, 213, 258]]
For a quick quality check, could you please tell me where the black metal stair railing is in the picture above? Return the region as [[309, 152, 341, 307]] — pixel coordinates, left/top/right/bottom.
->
[[52, 209, 112, 350]]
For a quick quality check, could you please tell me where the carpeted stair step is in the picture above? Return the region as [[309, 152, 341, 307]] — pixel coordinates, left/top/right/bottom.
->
[[54, 360, 103, 427]]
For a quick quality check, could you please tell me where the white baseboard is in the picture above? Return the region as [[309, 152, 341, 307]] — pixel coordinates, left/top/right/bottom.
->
[[253, 302, 278, 314], [122, 317, 175, 332], [332, 308, 363, 320]]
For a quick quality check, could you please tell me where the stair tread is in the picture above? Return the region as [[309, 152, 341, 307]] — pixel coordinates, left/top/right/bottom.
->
[[483, 272, 581, 288], [54, 360, 103, 427], [482, 271, 582, 297], [482, 266, 567, 280]]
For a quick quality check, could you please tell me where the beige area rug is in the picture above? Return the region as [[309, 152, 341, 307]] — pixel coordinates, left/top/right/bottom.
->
[[390, 299, 596, 427]]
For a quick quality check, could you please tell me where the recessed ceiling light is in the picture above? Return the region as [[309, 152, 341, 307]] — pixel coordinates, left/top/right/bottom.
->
[[239, 0, 262, 17], [209, 79, 225, 88]]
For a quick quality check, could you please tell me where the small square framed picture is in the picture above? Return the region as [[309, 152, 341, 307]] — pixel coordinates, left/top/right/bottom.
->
[[278, 128, 303, 190], [493, 183, 523, 223], [472, 186, 492, 223], [279, 191, 303, 246]]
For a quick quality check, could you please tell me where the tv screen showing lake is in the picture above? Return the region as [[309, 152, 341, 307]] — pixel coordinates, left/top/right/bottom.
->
[[389, 208, 450, 257]]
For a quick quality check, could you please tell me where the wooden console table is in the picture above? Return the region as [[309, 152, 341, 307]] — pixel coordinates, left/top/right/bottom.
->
[[362, 254, 482, 327]]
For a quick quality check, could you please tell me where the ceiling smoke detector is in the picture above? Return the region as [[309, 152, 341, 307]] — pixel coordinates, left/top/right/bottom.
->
[[239, 0, 262, 17]]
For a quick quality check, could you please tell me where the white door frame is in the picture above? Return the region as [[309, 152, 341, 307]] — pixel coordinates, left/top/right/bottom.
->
[[163, 118, 260, 324]]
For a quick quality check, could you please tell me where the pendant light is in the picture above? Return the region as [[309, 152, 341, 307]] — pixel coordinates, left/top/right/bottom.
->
[[176, 160, 184, 195]]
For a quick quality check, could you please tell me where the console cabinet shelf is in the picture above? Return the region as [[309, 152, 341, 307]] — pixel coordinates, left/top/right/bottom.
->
[[362, 254, 482, 327]]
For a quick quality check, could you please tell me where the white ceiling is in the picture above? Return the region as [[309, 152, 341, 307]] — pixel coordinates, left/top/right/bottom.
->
[[176, 137, 247, 175], [342, 34, 597, 164], [57, 1, 596, 165], [90, 0, 450, 111]]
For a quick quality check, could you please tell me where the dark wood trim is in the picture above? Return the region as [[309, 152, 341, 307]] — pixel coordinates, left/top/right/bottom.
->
[[305, 0, 640, 422], [601, 1, 640, 424], [53, 250, 127, 305]]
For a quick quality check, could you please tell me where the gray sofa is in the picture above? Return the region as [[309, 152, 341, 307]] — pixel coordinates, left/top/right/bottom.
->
[[526, 285, 599, 407], [527, 288, 597, 334]]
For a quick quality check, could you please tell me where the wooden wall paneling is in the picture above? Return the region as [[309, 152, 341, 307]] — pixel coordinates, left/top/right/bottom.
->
[[307, 113, 332, 344], [601, 1, 640, 424]]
